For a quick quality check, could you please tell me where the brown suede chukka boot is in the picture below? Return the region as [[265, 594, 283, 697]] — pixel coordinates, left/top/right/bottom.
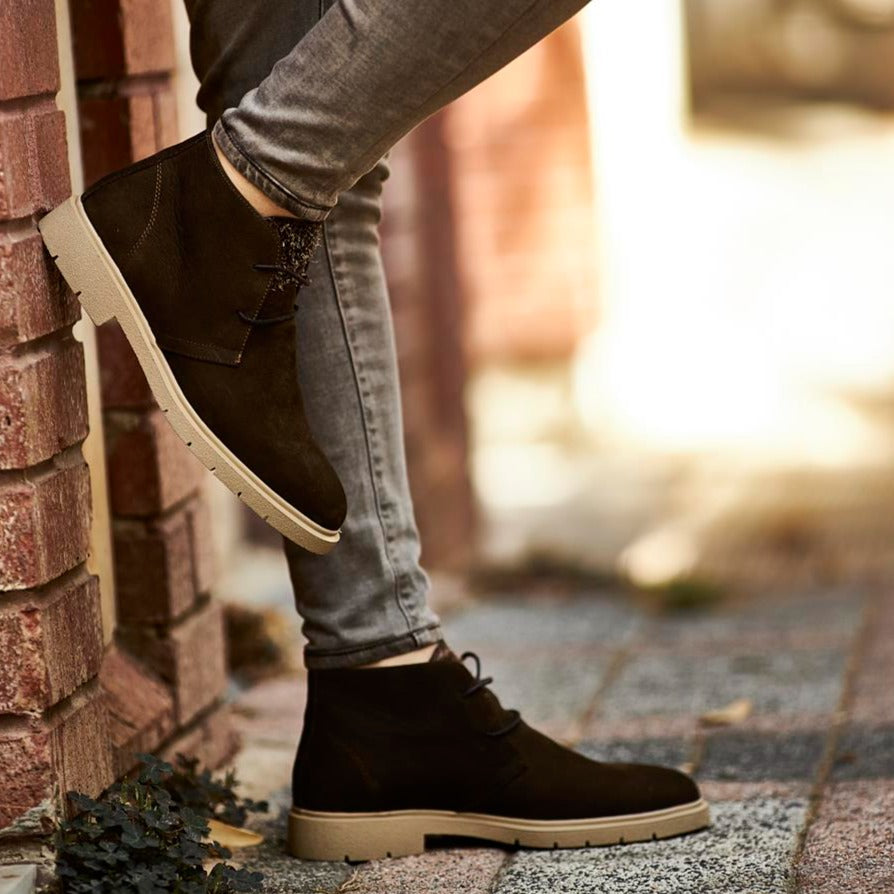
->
[[288, 645, 710, 861], [38, 132, 345, 553]]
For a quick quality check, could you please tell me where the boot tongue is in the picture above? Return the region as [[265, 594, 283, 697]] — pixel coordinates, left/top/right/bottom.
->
[[266, 217, 323, 293], [428, 641, 460, 664]]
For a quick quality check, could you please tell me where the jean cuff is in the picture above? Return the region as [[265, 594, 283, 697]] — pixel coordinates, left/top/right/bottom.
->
[[303, 624, 444, 670], [212, 118, 331, 222]]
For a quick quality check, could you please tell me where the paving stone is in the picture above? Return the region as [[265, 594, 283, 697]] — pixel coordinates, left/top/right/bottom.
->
[[699, 730, 827, 782], [256, 853, 352, 894], [350, 848, 507, 893], [831, 724, 894, 780], [443, 593, 641, 650], [577, 737, 693, 769], [850, 622, 894, 725], [598, 648, 846, 721], [493, 798, 807, 894], [585, 713, 702, 742], [698, 779, 812, 801], [587, 707, 840, 744], [644, 589, 865, 651], [796, 780, 894, 893]]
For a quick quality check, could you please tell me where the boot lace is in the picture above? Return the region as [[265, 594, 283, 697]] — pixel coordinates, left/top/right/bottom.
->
[[237, 219, 322, 326], [460, 651, 521, 737], [237, 263, 310, 326]]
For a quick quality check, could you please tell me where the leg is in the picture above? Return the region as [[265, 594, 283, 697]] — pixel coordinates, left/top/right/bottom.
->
[[212, 0, 589, 219], [186, 0, 440, 668]]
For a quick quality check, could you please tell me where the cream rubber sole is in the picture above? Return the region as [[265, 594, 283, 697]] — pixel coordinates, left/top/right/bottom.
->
[[38, 196, 340, 555], [287, 798, 710, 862]]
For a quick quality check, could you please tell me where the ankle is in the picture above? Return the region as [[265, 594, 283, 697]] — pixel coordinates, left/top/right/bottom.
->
[[357, 644, 437, 668], [212, 134, 297, 218]]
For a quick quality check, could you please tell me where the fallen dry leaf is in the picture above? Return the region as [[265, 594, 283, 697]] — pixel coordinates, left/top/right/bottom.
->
[[205, 819, 264, 849], [699, 697, 753, 727]]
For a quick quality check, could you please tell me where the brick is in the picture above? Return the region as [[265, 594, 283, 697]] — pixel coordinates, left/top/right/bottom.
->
[[0, 688, 113, 828], [119, 0, 176, 75], [78, 95, 141, 189], [70, 0, 175, 79], [0, 0, 60, 101], [0, 721, 55, 829], [95, 322, 153, 408], [127, 94, 156, 162], [70, 0, 125, 80], [185, 495, 215, 595], [0, 570, 102, 713], [99, 647, 175, 778], [119, 600, 227, 725], [153, 85, 179, 151], [0, 338, 89, 469], [0, 460, 91, 590], [113, 498, 208, 624], [104, 407, 203, 517], [159, 703, 238, 771], [0, 107, 70, 220], [0, 229, 80, 348], [54, 690, 115, 814]]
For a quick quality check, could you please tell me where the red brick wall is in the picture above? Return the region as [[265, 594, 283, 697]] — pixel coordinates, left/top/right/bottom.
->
[[0, 0, 113, 858], [0, 1, 237, 869], [69, 0, 235, 774]]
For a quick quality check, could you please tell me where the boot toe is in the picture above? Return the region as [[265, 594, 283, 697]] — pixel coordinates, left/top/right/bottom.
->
[[633, 763, 701, 811], [286, 446, 347, 531]]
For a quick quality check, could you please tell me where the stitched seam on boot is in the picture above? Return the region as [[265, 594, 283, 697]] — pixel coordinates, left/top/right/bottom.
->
[[123, 163, 163, 261]]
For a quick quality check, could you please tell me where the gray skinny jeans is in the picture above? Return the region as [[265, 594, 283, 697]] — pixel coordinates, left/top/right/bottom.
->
[[184, 0, 587, 667]]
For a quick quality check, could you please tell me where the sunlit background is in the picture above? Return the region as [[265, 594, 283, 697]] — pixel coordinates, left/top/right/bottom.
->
[[170, 0, 894, 630], [465, 0, 894, 591]]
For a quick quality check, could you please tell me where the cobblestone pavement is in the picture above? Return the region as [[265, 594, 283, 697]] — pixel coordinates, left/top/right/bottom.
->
[[231, 584, 894, 893]]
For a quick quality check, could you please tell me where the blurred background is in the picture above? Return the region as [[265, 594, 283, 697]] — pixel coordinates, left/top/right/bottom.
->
[[171, 0, 894, 653]]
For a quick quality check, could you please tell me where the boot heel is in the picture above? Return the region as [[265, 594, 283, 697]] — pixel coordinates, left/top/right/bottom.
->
[[38, 197, 120, 326], [288, 808, 427, 862]]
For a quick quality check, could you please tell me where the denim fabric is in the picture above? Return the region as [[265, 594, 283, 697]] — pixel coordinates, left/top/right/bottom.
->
[[210, 0, 589, 220], [185, 0, 441, 667]]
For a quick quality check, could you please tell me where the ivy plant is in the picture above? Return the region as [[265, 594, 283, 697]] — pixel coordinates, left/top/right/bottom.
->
[[56, 755, 264, 894], [164, 754, 268, 828]]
